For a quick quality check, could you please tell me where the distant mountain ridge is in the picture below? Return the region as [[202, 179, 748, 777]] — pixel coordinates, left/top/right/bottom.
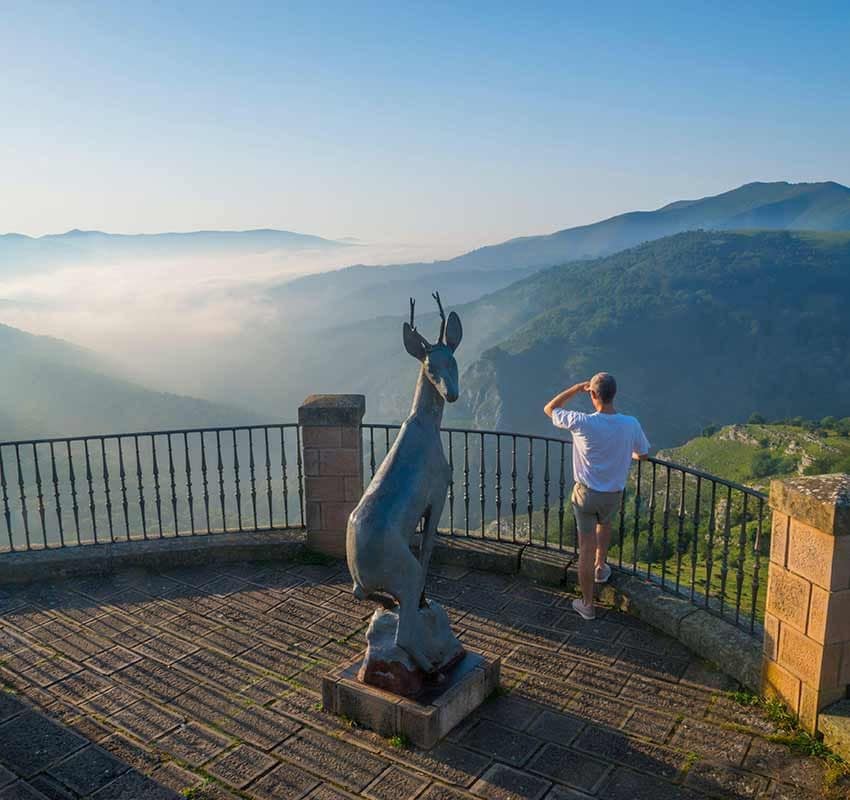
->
[[438, 180, 850, 271], [0, 227, 349, 273], [262, 181, 850, 329]]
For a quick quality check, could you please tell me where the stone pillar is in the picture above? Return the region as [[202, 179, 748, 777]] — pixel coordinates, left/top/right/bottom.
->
[[298, 394, 366, 558], [763, 474, 850, 732]]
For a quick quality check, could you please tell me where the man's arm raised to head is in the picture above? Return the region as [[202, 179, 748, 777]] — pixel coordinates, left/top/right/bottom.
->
[[543, 381, 590, 418]]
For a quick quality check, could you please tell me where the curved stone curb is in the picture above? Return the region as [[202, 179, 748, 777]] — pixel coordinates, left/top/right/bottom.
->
[[433, 533, 763, 691], [0, 529, 306, 585]]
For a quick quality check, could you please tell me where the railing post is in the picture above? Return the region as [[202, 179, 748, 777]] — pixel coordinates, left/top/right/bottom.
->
[[298, 394, 366, 558], [763, 474, 850, 733]]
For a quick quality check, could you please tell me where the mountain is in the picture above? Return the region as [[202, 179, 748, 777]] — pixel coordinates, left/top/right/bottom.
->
[[657, 419, 850, 490], [459, 230, 850, 448], [0, 324, 259, 441], [438, 181, 850, 271], [260, 181, 850, 330], [0, 228, 349, 275]]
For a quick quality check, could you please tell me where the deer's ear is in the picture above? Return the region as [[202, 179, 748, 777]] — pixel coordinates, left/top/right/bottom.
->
[[403, 322, 429, 361], [445, 312, 463, 352]]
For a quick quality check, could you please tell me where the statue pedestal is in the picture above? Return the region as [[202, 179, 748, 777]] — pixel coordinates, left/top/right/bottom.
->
[[322, 651, 500, 749]]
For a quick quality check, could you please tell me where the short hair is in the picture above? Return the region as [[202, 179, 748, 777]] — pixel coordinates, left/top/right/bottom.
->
[[590, 372, 617, 404]]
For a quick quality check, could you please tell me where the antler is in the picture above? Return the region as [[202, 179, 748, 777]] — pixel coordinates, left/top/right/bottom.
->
[[409, 297, 415, 329], [432, 291, 446, 344]]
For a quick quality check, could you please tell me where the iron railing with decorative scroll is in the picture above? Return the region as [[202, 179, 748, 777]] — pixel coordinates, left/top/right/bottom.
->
[[0, 425, 305, 552], [362, 423, 768, 635]]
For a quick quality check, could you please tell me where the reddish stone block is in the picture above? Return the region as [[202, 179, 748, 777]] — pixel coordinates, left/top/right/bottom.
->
[[303, 448, 320, 477], [302, 426, 342, 449], [344, 476, 363, 502], [340, 426, 362, 449], [305, 476, 345, 503], [320, 448, 360, 476], [322, 501, 356, 532], [306, 501, 322, 530]]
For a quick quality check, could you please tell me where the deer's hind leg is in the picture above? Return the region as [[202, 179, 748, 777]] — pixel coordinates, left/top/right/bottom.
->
[[417, 487, 448, 605], [384, 547, 433, 672]]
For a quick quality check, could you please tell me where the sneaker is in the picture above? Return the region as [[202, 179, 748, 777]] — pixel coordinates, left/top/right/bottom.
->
[[571, 597, 596, 620], [595, 563, 612, 584]]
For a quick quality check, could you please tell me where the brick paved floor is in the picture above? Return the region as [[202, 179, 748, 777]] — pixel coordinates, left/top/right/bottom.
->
[[0, 557, 846, 799]]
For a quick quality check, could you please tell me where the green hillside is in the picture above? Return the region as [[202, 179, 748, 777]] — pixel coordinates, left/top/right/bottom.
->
[[460, 230, 850, 449], [659, 418, 850, 491]]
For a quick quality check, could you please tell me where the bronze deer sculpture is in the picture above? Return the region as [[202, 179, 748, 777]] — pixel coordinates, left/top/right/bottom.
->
[[347, 292, 463, 676]]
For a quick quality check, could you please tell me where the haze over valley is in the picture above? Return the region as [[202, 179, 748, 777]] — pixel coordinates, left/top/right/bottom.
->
[[3, 181, 850, 452]]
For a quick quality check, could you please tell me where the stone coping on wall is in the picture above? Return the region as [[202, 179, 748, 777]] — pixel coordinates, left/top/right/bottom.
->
[[0, 529, 306, 585]]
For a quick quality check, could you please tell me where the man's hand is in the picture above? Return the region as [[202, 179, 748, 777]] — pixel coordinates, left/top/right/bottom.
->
[[544, 380, 591, 418]]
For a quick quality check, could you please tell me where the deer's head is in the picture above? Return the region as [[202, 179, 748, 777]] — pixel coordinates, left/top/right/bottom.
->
[[403, 292, 463, 403]]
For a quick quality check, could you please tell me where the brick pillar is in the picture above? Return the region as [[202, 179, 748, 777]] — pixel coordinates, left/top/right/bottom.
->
[[298, 394, 366, 558], [763, 474, 850, 732]]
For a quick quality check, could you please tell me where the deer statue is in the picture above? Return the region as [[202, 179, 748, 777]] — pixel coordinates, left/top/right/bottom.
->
[[347, 292, 464, 692]]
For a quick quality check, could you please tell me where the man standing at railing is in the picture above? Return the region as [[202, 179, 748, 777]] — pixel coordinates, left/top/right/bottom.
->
[[544, 373, 650, 620]]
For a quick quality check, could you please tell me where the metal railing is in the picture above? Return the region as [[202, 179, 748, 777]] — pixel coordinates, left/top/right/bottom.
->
[[0, 424, 304, 551], [363, 423, 768, 634]]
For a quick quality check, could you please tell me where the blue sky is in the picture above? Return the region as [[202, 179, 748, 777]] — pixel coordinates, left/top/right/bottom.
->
[[1, 1, 848, 252]]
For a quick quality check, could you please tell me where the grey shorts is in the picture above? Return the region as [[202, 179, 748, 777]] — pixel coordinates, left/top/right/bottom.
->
[[571, 483, 623, 536]]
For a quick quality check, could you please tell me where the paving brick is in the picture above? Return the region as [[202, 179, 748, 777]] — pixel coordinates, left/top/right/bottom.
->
[[109, 698, 183, 743], [669, 717, 752, 765], [743, 738, 825, 794], [149, 762, 204, 793], [99, 733, 163, 773], [526, 743, 609, 793], [274, 729, 387, 792], [0, 781, 54, 799], [526, 710, 585, 745], [135, 632, 199, 664], [156, 722, 230, 765], [565, 691, 631, 728], [90, 770, 181, 799], [218, 704, 301, 750], [470, 763, 551, 800], [601, 767, 702, 800], [684, 762, 769, 799], [417, 785, 470, 800], [460, 720, 541, 767], [246, 761, 320, 799], [207, 744, 278, 789], [476, 694, 543, 731], [621, 707, 677, 742], [47, 745, 129, 796], [0, 711, 87, 778], [365, 766, 428, 800], [573, 725, 684, 779], [390, 741, 489, 787], [614, 646, 689, 681]]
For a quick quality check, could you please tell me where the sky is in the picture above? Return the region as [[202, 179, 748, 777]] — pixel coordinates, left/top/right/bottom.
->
[[1, 0, 849, 255]]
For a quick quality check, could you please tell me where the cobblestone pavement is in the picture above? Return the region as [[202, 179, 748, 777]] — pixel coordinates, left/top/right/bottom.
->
[[0, 557, 846, 799]]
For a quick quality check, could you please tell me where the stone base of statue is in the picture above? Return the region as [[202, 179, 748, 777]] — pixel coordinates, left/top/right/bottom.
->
[[357, 600, 464, 696], [323, 649, 500, 749]]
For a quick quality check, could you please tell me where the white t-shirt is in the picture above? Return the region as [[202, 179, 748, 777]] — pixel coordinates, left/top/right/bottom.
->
[[552, 409, 650, 492]]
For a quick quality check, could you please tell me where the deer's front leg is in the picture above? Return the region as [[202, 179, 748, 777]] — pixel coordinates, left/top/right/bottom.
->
[[418, 485, 448, 605], [393, 554, 434, 672]]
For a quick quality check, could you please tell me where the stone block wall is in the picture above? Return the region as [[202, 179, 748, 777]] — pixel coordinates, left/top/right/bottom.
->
[[298, 394, 365, 558], [763, 474, 850, 732]]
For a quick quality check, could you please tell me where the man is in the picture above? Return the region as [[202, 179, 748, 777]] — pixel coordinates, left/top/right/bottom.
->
[[544, 373, 649, 620]]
